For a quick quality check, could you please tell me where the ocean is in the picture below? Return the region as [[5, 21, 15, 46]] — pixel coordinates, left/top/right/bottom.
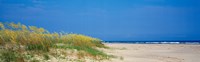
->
[[103, 41, 200, 44]]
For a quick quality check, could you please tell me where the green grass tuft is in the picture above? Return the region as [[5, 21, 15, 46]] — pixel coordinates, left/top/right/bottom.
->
[[43, 53, 50, 60], [0, 49, 19, 62]]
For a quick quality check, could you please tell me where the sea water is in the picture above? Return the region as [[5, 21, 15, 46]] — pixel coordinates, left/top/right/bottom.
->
[[103, 41, 200, 44]]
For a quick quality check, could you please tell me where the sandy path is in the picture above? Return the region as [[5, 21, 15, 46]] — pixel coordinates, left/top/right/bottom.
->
[[103, 44, 200, 62]]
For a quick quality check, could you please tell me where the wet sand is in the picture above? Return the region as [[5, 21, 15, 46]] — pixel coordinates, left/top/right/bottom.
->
[[103, 43, 200, 62]]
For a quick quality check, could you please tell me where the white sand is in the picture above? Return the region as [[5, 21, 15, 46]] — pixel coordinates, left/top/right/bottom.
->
[[103, 43, 200, 62]]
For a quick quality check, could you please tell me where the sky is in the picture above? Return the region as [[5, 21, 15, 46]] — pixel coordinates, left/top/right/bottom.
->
[[0, 0, 200, 41]]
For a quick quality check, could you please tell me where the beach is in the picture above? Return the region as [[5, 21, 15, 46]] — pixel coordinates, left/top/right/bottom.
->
[[103, 43, 200, 62]]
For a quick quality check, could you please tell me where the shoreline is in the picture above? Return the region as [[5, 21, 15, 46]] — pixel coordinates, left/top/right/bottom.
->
[[103, 42, 200, 45], [103, 41, 200, 44]]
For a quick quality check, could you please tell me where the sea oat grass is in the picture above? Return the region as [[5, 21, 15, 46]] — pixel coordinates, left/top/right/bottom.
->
[[0, 22, 111, 62]]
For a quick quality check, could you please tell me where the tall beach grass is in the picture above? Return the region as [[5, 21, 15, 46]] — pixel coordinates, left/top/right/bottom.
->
[[0, 22, 111, 62]]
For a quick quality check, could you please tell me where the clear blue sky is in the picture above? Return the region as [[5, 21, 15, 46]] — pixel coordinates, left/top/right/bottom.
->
[[0, 0, 200, 41]]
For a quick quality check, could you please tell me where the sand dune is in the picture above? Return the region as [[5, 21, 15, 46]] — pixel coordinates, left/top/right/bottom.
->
[[103, 44, 200, 62]]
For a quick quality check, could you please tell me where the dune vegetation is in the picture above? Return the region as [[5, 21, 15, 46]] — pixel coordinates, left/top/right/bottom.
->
[[0, 22, 112, 62]]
